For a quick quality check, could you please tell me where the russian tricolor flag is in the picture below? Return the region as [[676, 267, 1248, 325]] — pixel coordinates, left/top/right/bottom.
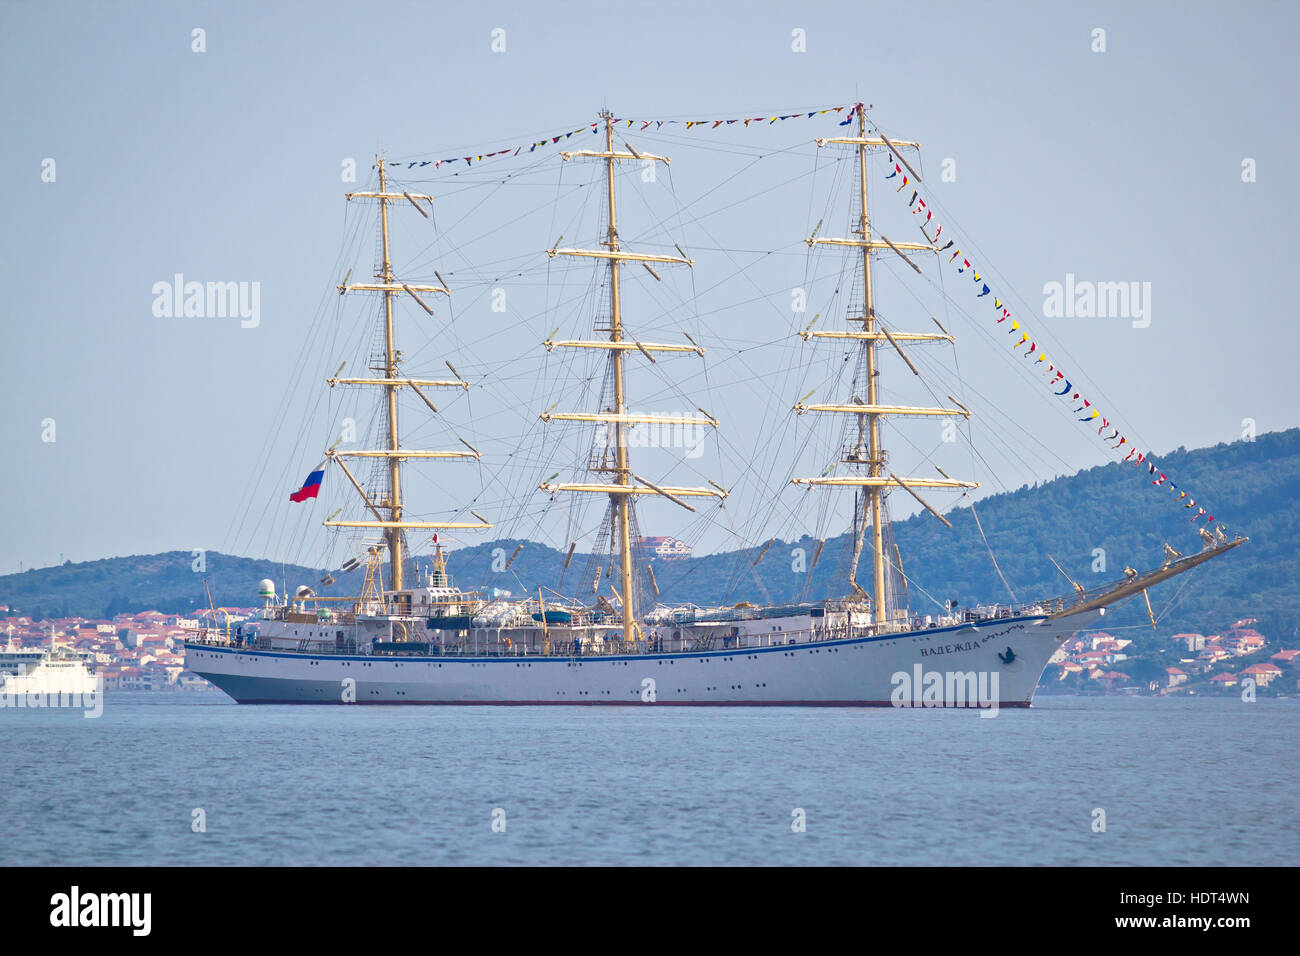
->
[[289, 464, 325, 503]]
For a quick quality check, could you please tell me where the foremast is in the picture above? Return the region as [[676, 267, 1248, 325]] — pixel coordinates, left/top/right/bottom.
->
[[540, 111, 726, 642], [326, 155, 491, 593], [793, 110, 977, 624]]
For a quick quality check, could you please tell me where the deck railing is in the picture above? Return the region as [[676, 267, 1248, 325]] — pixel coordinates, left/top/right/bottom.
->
[[183, 601, 1063, 659]]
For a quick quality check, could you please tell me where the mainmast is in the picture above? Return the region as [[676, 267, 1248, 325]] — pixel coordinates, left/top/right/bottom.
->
[[326, 155, 491, 593], [794, 110, 977, 624], [540, 111, 725, 643]]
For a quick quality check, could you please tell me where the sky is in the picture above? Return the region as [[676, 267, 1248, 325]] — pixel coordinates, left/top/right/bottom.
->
[[2, 0, 1296, 574]]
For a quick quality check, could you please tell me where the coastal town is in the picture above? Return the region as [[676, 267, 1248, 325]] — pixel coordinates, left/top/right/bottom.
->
[[1, 603, 1295, 698], [1042, 618, 1297, 696]]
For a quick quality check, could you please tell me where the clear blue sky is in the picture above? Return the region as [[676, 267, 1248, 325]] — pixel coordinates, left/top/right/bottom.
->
[[3, 0, 1296, 572]]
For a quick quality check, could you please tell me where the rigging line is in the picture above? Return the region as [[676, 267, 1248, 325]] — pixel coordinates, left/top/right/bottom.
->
[[881, 232, 1112, 478], [403, 252, 545, 286], [543, 169, 617, 546], [390, 117, 600, 166], [496, 169, 584, 540], [397, 157, 562, 186], [908, 225, 1131, 446], [401, 237, 841, 382], [626, 129, 820, 162], [399, 279, 587, 369], [679, 217, 806, 476], [624, 144, 779, 231], [707, 400, 828, 583], [795, 486, 953, 613], [610, 250, 832, 337], [454, 167, 582, 530], [876, 291, 1069, 483], [867, 296, 1053, 492], [627, 353, 816, 573], [621, 101, 853, 124], [225, 201, 366, 548], [613, 351, 823, 513], [228, 209, 372, 562], [1147, 564, 1209, 624], [899, 375, 1051, 511], [864, 120, 1153, 459], [667, 162, 721, 491], [635, 139, 790, 164], [636, 243, 813, 258], [607, 342, 812, 415], [396, 172, 587, 276], [913, 145, 1018, 591], [968, 499, 1018, 603], [622, 158, 828, 253], [772, 162, 963, 608], [600, 140, 812, 253], [801, 136, 826, 290], [401, 296, 602, 442], [401, 162, 566, 243], [872, 366, 1021, 601]]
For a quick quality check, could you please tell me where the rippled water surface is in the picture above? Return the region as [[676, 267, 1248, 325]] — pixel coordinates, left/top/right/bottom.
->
[[2, 693, 1296, 865]]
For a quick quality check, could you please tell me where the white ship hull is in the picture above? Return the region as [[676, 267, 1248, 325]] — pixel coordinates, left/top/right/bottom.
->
[[0, 659, 100, 696], [185, 609, 1101, 707]]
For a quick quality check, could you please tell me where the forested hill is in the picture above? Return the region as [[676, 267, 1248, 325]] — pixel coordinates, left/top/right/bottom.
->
[[3, 429, 1296, 641]]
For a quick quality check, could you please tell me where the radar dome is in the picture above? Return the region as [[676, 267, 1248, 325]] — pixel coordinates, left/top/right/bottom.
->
[[257, 579, 276, 599]]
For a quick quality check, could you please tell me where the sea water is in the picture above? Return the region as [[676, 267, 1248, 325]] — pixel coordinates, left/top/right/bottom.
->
[[2, 694, 1295, 866]]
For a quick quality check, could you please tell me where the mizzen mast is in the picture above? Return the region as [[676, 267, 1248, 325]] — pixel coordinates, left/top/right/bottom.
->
[[326, 155, 491, 592], [793, 110, 976, 624], [540, 111, 725, 643]]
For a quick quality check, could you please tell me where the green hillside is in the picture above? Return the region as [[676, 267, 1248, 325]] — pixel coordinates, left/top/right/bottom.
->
[[3, 429, 1296, 643]]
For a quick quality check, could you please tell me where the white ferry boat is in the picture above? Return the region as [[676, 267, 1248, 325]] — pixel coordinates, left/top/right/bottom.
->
[[1, 639, 99, 696]]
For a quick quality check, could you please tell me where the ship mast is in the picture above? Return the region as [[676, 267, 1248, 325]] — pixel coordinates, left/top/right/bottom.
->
[[604, 113, 635, 643], [540, 111, 726, 642], [326, 155, 491, 592], [794, 110, 977, 624]]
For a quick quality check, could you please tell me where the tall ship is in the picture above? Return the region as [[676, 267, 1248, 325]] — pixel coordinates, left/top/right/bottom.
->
[[185, 107, 1244, 706]]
